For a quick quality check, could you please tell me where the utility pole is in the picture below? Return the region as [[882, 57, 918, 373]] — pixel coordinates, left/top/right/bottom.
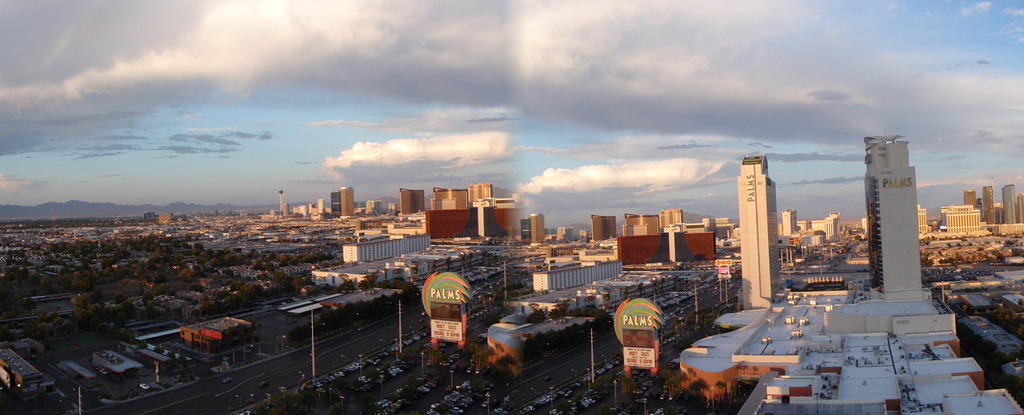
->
[[503, 260, 508, 305], [398, 300, 403, 355], [78, 387, 82, 415], [310, 308, 316, 380], [589, 328, 596, 387], [155, 361, 160, 384]]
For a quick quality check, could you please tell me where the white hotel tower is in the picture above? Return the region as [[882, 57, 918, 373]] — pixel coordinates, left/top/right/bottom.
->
[[738, 155, 780, 309], [864, 136, 924, 300]]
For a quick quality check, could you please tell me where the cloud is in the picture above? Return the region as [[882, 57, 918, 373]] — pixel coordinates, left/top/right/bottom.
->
[[1007, 8, 1024, 17], [656, 143, 712, 150], [806, 89, 850, 102], [766, 152, 862, 162], [169, 133, 240, 146], [961, 2, 991, 17], [788, 176, 861, 185], [0, 174, 40, 192], [0, 1, 509, 108], [91, 134, 147, 141], [221, 130, 273, 140], [96, 174, 123, 178], [324, 131, 511, 171], [156, 145, 239, 154], [518, 157, 727, 194], [309, 107, 514, 133]]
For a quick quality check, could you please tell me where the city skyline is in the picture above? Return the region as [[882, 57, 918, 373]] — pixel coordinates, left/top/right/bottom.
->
[[3, 2, 1024, 225]]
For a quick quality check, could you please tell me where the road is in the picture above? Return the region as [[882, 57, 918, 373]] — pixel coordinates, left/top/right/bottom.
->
[[87, 304, 426, 415]]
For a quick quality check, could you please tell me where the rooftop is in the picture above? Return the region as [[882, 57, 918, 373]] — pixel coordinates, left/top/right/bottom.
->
[[185, 316, 252, 332]]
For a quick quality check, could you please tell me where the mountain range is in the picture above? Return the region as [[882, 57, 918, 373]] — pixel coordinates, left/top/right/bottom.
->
[[0, 200, 275, 220]]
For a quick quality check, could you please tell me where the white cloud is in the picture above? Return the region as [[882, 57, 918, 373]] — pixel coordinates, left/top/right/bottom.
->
[[0, 0, 508, 107], [323, 131, 511, 171], [309, 107, 515, 133], [1006, 8, 1024, 17], [0, 174, 38, 192], [518, 157, 726, 194], [961, 2, 991, 17]]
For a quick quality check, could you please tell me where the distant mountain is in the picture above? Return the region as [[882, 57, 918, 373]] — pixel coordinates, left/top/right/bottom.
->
[[0, 200, 276, 220]]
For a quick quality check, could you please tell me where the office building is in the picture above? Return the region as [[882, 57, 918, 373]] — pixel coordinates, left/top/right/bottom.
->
[[399, 188, 425, 215], [530, 213, 546, 243], [519, 218, 531, 241], [964, 189, 978, 207], [431, 187, 469, 210], [316, 198, 327, 215], [983, 185, 996, 224], [623, 213, 660, 236], [1003, 184, 1018, 224], [342, 234, 430, 263], [781, 209, 798, 236], [617, 232, 716, 265], [659, 209, 684, 228], [941, 205, 984, 234], [532, 260, 623, 291], [864, 136, 922, 300], [556, 226, 576, 241], [591, 215, 617, 241], [468, 183, 494, 203], [738, 155, 780, 309]]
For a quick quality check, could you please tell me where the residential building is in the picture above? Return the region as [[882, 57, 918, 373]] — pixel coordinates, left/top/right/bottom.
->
[[738, 155, 780, 309], [964, 189, 977, 207], [983, 185, 996, 224], [1004, 184, 1018, 224]]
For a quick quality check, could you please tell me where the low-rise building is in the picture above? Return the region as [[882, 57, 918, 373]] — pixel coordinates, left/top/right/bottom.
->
[[180, 317, 255, 353], [91, 350, 143, 375], [342, 234, 430, 263], [959, 315, 1024, 355], [532, 260, 622, 292], [0, 348, 53, 398]]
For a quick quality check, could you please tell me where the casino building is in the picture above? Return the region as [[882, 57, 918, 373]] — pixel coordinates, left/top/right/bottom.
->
[[678, 138, 1023, 414]]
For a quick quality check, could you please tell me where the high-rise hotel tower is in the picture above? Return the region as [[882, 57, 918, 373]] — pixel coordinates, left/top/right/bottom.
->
[[738, 155, 779, 309], [864, 136, 923, 300]]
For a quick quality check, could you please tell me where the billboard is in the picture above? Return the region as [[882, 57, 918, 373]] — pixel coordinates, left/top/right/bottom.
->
[[614, 298, 663, 376], [422, 272, 472, 349]]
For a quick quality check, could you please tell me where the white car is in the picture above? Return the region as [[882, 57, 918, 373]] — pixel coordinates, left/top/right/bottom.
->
[[139, 383, 151, 391]]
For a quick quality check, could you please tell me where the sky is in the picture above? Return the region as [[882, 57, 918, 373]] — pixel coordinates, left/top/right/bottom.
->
[[2, 0, 1024, 225]]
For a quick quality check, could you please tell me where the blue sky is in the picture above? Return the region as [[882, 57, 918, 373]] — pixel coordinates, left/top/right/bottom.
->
[[2, 0, 1024, 224]]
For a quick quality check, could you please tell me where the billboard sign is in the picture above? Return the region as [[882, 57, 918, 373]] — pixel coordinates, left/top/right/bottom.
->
[[430, 319, 464, 343], [422, 272, 472, 348], [623, 346, 657, 369], [715, 259, 734, 267], [614, 298, 663, 376], [717, 266, 731, 279]]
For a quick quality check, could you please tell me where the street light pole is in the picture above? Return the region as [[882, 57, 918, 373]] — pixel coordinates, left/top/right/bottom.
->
[[310, 309, 317, 380], [398, 300, 403, 355], [589, 328, 595, 387]]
